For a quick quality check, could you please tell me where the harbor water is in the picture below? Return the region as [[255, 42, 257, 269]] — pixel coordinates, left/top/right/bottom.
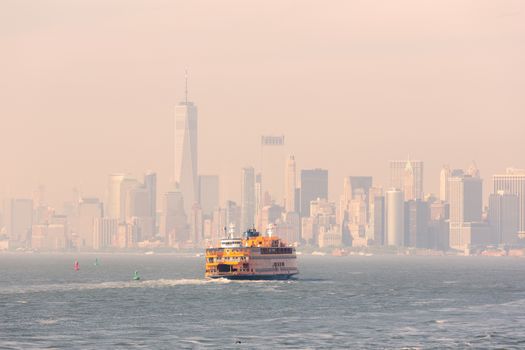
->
[[1, 254, 525, 349]]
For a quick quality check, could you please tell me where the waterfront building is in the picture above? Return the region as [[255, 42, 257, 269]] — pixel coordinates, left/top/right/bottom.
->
[[277, 211, 301, 245], [77, 197, 103, 249], [301, 216, 318, 245], [31, 223, 67, 250], [449, 174, 483, 250], [93, 217, 118, 250], [7, 198, 33, 246], [318, 226, 342, 248]]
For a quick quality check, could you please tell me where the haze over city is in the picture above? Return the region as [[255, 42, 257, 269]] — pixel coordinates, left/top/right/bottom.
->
[[2, 0, 524, 207], [4, 2, 525, 349]]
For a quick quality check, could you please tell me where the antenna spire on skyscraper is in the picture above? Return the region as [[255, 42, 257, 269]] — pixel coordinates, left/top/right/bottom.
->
[[185, 68, 188, 104]]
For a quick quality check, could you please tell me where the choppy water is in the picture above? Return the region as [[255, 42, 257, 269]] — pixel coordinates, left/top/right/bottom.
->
[[1, 254, 525, 349]]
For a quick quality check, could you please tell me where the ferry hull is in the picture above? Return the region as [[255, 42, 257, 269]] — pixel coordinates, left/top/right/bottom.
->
[[207, 273, 298, 280]]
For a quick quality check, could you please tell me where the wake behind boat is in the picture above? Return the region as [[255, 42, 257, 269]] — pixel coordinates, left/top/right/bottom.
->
[[205, 226, 298, 280]]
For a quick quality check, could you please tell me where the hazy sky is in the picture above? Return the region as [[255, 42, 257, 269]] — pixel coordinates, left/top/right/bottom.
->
[[1, 0, 524, 208]]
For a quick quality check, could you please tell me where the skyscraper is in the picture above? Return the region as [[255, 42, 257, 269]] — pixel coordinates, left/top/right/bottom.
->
[[493, 168, 525, 237], [8, 198, 33, 245], [390, 158, 423, 200], [404, 199, 430, 248], [260, 204, 283, 232], [488, 191, 519, 244], [366, 187, 385, 245], [340, 176, 373, 229], [466, 162, 480, 178], [144, 172, 157, 235], [120, 177, 139, 222], [174, 76, 198, 218], [190, 203, 203, 244], [300, 169, 328, 217], [225, 200, 241, 234], [347, 176, 373, 200], [260, 135, 285, 205], [125, 187, 150, 220], [386, 189, 404, 247], [284, 155, 296, 213], [77, 197, 103, 249], [449, 175, 483, 250], [164, 190, 187, 243], [125, 185, 153, 240], [199, 175, 219, 218], [211, 207, 227, 244], [107, 173, 125, 219], [403, 162, 416, 201], [348, 192, 368, 246], [254, 173, 263, 230], [241, 167, 255, 231], [93, 217, 118, 250], [439, 165, 451, 202]]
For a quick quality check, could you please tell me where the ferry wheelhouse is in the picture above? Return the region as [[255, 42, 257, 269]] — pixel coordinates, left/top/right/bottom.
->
[[205, 227, 298, 280]]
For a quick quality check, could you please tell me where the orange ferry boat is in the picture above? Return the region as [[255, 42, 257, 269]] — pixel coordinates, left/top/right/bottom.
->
[[205, 227, 298, 280]]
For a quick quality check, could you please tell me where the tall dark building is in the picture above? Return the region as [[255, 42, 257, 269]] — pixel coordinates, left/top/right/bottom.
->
[[199, 175, 220, 218], [348, 176, 373, 199], [300, 169, 328, 217], [488, 191, 519, 244], [404, 199, 430, 248], [144, 172, 157, 235], [294, 188, 301, 213]]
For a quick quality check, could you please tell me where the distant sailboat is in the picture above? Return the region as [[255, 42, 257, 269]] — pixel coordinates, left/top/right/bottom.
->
[[133, 271, 141, 281], [74, 260, 80, 271]]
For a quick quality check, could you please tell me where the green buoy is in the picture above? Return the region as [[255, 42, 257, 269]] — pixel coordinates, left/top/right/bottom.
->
[[133, 270, 141, 281]]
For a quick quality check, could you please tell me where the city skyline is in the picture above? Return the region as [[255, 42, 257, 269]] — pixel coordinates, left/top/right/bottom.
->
[[2, 65, 525, 252]]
